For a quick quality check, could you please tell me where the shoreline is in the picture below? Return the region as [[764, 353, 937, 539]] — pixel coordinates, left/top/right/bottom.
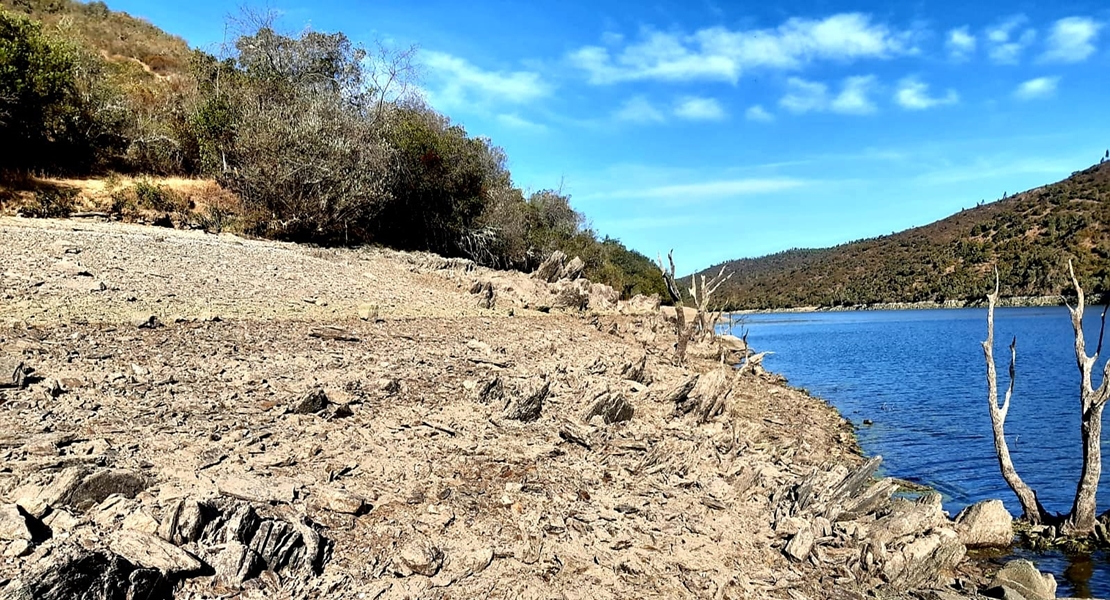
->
[[0, 217, 1026, 598]]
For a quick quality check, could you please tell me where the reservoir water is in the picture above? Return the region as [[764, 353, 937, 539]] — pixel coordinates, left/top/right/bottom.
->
[[735, 307, 1110, 597]]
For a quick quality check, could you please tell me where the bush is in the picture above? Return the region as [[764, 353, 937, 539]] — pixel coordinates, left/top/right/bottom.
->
[[20, 186, 77, 218]]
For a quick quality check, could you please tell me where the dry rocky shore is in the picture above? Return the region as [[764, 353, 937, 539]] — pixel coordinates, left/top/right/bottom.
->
[[0, 217, 1060, 599]]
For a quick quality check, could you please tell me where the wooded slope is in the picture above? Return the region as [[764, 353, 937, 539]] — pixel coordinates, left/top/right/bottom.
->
[[701, 161, 1110, 309]]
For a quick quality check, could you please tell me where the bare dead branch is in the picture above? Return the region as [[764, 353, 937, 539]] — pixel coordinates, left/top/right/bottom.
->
[[982, 267, 1048, 524]]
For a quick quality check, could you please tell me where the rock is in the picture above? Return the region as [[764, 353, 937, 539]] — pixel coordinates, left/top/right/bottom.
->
[[122, 511, 160, 534], [881, 528, 966, 591], [988, 559, 1057, 600], [13, 468, 148, 515], [472, 377, 504, 405], [290, 388, 329, 414], [308, 326, 359, 342], [621, 293, 661, 315], [310, 486, 367, 514], [0, 504, 32, 541], [784, 527, 814, 561], [504, 380, 550, 423], [66, 469, 151, 511], [3, 538, 31, 557], [0, 359, 30, 389], [552, 280, 589, 310], [658, 375, 698, 405], [109, 529, 203, 574], [396, 538, 444, 577], [212, 541, 263, 587], [157, 498, 208, 544], [357, 303, 379, 321], [954, 499, 1013, 548], [133, 314, 161, 329], [584, 392, 634, 425], [13, 468, 87, 517], [773, 516, 809, 537], [871, 493, 947, 545], [561, 256, 585, 281], [0, 546, 172, 600], [43, 508, 79, 532], [620, 355, 648, 384], [218, 476, 296, 504], [532, 250, 567, 283]]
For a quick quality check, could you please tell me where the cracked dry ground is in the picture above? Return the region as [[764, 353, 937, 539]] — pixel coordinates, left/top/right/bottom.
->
[[0, 217, 940, 599]]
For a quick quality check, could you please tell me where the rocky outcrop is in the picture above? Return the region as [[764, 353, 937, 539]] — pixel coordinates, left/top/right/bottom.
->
[[772, 457, 966, 593]]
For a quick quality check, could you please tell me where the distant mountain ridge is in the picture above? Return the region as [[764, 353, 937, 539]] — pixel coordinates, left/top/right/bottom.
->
[[699, 161, 1110, 310]]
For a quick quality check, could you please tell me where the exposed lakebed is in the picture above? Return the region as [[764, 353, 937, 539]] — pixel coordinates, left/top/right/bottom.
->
[[737, 306, 1110, 597]]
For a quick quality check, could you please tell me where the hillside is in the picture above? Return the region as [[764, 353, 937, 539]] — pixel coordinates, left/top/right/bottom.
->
[[703, 161, 1110, 309], [0, 0, 192, 78]]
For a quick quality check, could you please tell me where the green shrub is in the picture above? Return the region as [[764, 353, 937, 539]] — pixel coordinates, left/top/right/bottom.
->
[[20, 186, 76, 218]]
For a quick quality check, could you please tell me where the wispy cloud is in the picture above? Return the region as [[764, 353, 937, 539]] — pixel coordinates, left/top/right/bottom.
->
[[584, 178, 807, 202], [569, 13, 912, 84], [421, 50, 551, 110], [985, 16, 1036, 64], [495, 113, 548, 132], [614, 96, 665, 123], [745, 105, 775, 122], [674, 96, 727, 121], [780, 76, 878, 115], [1014, 76, 1060, 100], [1041, 17, 1103, 63], [894, 77, 958, 110], [946, 26, 976, 61]]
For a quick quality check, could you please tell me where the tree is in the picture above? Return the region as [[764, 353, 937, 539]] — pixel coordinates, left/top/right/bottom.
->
[[0, 10, 80, 171], [983, 261, 1110, 533], [658, 250, 693, 365]]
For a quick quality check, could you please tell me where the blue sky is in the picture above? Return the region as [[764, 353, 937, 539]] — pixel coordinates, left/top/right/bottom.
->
[[110, 0, 1109, 272]]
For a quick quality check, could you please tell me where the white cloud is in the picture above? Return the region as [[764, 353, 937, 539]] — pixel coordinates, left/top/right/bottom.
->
[[674, 96, 727, 121], [894, 77, 959, 110], [1014, 76, 1060, 100], [421, 50, 551, 110], [946, 26, 976, 61], [985, 16, 1036, 64], [780, 76, 877, 115], [1041, 17, 1103, 63], [569, 13, 912, 84], [831, 75, 878, 114], [614, 96, 666, 123], [745, 105, 775, 122], [780, 78, 829, 113]]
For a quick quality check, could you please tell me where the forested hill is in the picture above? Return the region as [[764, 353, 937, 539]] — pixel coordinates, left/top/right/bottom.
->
[[701, 161, 1110, 310]]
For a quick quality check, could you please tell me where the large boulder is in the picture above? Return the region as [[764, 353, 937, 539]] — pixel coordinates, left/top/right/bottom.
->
[[954, 499, 1013, 548], [987, 559, 1057, 600]]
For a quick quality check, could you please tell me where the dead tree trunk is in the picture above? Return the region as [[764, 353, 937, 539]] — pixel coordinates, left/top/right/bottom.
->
[[689, 266, 733, 341], [982, 268, 1050, 524], [658, 250, 692, 365], [1062, 260, 1110, 535]]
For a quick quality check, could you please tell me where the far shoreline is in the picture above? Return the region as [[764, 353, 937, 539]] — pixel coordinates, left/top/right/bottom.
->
[[728, 294, 1092, 315]]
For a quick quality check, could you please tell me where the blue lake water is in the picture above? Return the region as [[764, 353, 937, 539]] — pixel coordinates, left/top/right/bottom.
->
[[734, 307, 1110, 597]]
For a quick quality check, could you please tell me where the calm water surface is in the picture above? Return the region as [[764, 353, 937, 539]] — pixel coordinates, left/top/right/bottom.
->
[[735, 307, 1110, 597]]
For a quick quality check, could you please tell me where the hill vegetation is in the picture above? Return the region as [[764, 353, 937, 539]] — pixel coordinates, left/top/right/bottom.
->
[[701, 161, 1110, 309], [0, 0, 666, 299]]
